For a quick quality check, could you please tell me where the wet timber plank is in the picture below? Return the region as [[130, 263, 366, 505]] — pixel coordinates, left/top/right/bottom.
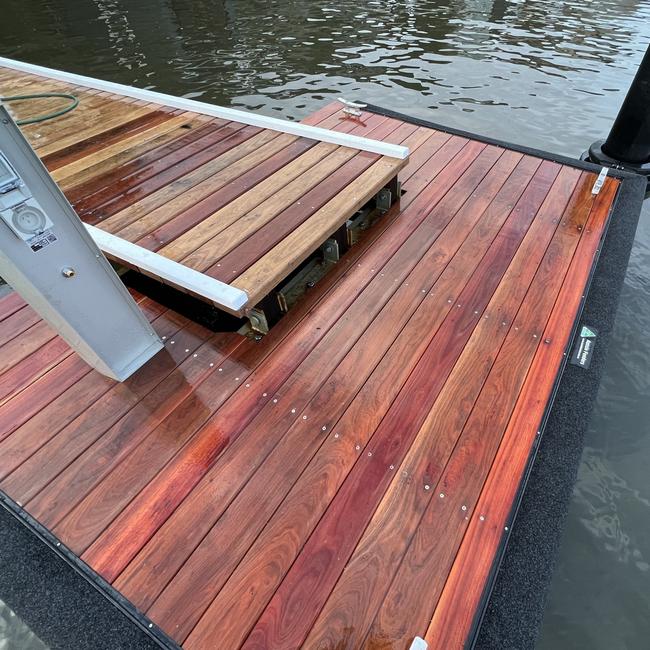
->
[[229, 155, 405, 304], [52, 113, 202, 189], [425, 179, 617, 650], [157, 114, 394, 266], [303, 169, 594, 650], [111, 126, 465, 609], [72, 139, 496, 596], [63, 119, 226, 204], [0, 71, 622, 650], [362, 176, 616, 649], [154, 140, 338, 261], [232, 166, 581, 650], [132, 135, 314, 249], [43, 109, 179, 170], [2, 65, 407, 317], [166, 153, 547, 646], [79, 137, 480, 585], [145, 149, 537, 645], [70, 121, 242, 216], [32, 102, 157, 158], [0, 292, 27, 322], [199, 120, 416, 281]]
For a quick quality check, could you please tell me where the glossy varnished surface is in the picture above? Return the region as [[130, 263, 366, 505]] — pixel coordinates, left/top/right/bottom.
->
[[0, 66, 405, 309], [0, 98, 619, 649]]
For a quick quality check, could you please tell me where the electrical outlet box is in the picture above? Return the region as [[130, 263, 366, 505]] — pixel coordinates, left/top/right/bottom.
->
[[0, 104, 163, 381]]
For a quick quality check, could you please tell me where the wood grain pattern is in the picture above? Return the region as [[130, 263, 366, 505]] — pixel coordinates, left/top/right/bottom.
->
[[135, 135, 313, 250], [112, 127, 466, 609], [36, 104, 158, 158], [0, 292, 27, 321], [53, 113, 200, 189], [86, 137, 481, 585], [100, 129, 281, 234], [0, 73, 623, 650], [157, 140, 337, 263], [176, 118, 414, 273], [151, 148, 532, 645], [201, 120, 417, 279], [304, 167, 587, 650], [43, 109, 177, 170], [425, 178, 618, 650], [236, 166, 581, 650], [231, 156, 405, 304], [175, 153, 545, 647], [69, 121, 237, 215]]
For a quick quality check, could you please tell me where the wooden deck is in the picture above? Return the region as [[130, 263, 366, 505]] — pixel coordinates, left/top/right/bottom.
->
[[0, 72, 621, 649], [0, 63, 405, 315]]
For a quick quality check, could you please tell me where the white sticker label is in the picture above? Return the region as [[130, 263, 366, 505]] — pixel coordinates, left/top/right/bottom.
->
[[28, 228, 58, 252], [591, 167, 608, 195]]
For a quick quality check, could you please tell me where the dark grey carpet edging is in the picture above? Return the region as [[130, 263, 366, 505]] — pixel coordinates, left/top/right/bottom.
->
[[0, 493, 177, 650], [473, 173, 647, 650]]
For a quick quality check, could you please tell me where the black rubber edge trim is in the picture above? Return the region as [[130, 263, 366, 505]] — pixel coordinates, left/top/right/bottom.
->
[[464, 172, 647, 649], [0, 490, 180, 650], [363, 102, 640, 181]]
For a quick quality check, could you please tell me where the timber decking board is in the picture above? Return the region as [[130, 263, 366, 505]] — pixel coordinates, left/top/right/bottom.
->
[[1, 65, 404, 315], [0, 69, 620, 649]]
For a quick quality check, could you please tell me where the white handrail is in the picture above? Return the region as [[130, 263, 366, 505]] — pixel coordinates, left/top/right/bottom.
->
[[85, 224, 249, 315], [0, 57, 409, 160]]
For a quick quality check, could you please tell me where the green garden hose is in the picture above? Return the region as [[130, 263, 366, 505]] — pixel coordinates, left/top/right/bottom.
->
[[0, 92, 79, 125]]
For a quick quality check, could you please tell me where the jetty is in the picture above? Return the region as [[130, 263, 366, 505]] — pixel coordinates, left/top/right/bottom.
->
[[0, 58, 644, 649]]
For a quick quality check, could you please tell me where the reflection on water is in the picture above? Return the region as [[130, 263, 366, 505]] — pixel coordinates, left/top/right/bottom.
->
[[0, 0, 649, 648], [2, 0, 650, 156], [0, 600, 47, 650]]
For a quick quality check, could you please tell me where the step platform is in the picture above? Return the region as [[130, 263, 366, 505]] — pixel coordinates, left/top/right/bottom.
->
[[0, 58, 408, 324]]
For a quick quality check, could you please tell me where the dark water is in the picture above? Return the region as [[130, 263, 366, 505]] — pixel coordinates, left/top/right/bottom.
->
[[0, 599, 47, 650], [1, 1, 650, 648]]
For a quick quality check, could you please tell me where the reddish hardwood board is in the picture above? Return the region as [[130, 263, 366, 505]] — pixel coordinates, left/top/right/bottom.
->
[[0, 70, 622, 650], [112, 125, 463, 608], [0, 336, 72, 405], [43, 109, 178, 170], [25, 319, 217, 528], [176, 155, 555, 648], [204, 120, 416, 280], [71, 121, 242, 217], [360, 174, 610, 649], [147, 149, 535, 643], [235, 167, 581, 650], [86, 124, 267, 221], [304, 169, 590, 650], [425, 178, 618, 650], [139, 136, 319, 252], [62, 118, 218, 203], [0, 292, 27, 322], [0, 307, 41, 347], [0, 307, 181, 481], [79, 136, 482, 584], [126, 144, 512, 634], [0, 320, 58, 376], [167, 117, 401, 268]]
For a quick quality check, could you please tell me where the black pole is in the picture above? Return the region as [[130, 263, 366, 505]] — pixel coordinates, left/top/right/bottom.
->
[[584, 42, 650, 185]]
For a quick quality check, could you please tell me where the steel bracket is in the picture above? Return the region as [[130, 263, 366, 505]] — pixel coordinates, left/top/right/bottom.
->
[[376, 187, 392, 213], [248, 307, 269, 335], [320, 238, 340, 264]]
